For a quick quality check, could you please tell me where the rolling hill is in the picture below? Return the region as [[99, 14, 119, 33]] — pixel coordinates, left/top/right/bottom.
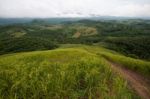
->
[[0, 44, 150, 99], [0, 19, 150, 99], [0, 19, 150, 60]]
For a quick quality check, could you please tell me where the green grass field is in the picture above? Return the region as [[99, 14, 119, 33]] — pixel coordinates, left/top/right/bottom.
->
[[1, 44, 149, 99]]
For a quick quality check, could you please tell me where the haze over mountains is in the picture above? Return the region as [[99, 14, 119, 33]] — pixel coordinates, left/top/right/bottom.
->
[[1, 0, 150, 25], [0, 16, 150, 25]]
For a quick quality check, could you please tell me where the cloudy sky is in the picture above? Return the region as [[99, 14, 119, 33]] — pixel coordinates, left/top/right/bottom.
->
[[0, 0, 150, 18]]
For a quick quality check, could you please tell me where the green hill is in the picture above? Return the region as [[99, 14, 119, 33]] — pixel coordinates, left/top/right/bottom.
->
[[1, 44, 148, 99]]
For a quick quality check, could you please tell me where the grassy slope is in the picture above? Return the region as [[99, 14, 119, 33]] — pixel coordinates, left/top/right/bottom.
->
[[62, 44, 150, 77], [0, 44, 147, 99]]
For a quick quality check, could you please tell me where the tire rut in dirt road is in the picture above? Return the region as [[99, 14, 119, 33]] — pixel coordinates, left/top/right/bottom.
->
[[106, 60, 150, 99]]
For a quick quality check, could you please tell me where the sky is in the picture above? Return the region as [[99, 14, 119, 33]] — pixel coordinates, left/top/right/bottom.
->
[[0, 0, 150, 18]]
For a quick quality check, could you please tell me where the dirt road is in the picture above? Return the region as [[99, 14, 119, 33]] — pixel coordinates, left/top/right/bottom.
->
[[107, 60, 150, 99]]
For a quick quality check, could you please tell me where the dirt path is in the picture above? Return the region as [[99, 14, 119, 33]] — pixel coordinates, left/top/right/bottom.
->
[[106, 60, 150, 99]]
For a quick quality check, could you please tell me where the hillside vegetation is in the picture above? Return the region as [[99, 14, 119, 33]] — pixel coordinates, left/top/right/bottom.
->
[[0, 45, 141, 99], [103, 37, 150, 60], [0, 20, 150, 60], [0, 19, 150, 99]]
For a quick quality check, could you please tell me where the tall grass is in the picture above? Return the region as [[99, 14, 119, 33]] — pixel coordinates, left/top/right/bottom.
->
[[0, 48, 138, 99], [82, 44, 150, 77], [101, 52, 150, 77]]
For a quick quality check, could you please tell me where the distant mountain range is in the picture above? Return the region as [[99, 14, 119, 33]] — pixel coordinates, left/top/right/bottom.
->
[[0, 16, 150, 25]]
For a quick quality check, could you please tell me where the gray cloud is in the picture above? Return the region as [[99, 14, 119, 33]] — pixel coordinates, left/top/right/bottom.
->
[[0, 0, 150, 18]]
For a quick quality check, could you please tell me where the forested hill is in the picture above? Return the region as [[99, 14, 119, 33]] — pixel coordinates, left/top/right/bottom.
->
[[0, 19, 150, 60]]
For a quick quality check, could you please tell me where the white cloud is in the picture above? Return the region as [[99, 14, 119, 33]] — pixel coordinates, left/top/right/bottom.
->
[[113, 4, 150, 17], [0, 0, 150, 17]]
